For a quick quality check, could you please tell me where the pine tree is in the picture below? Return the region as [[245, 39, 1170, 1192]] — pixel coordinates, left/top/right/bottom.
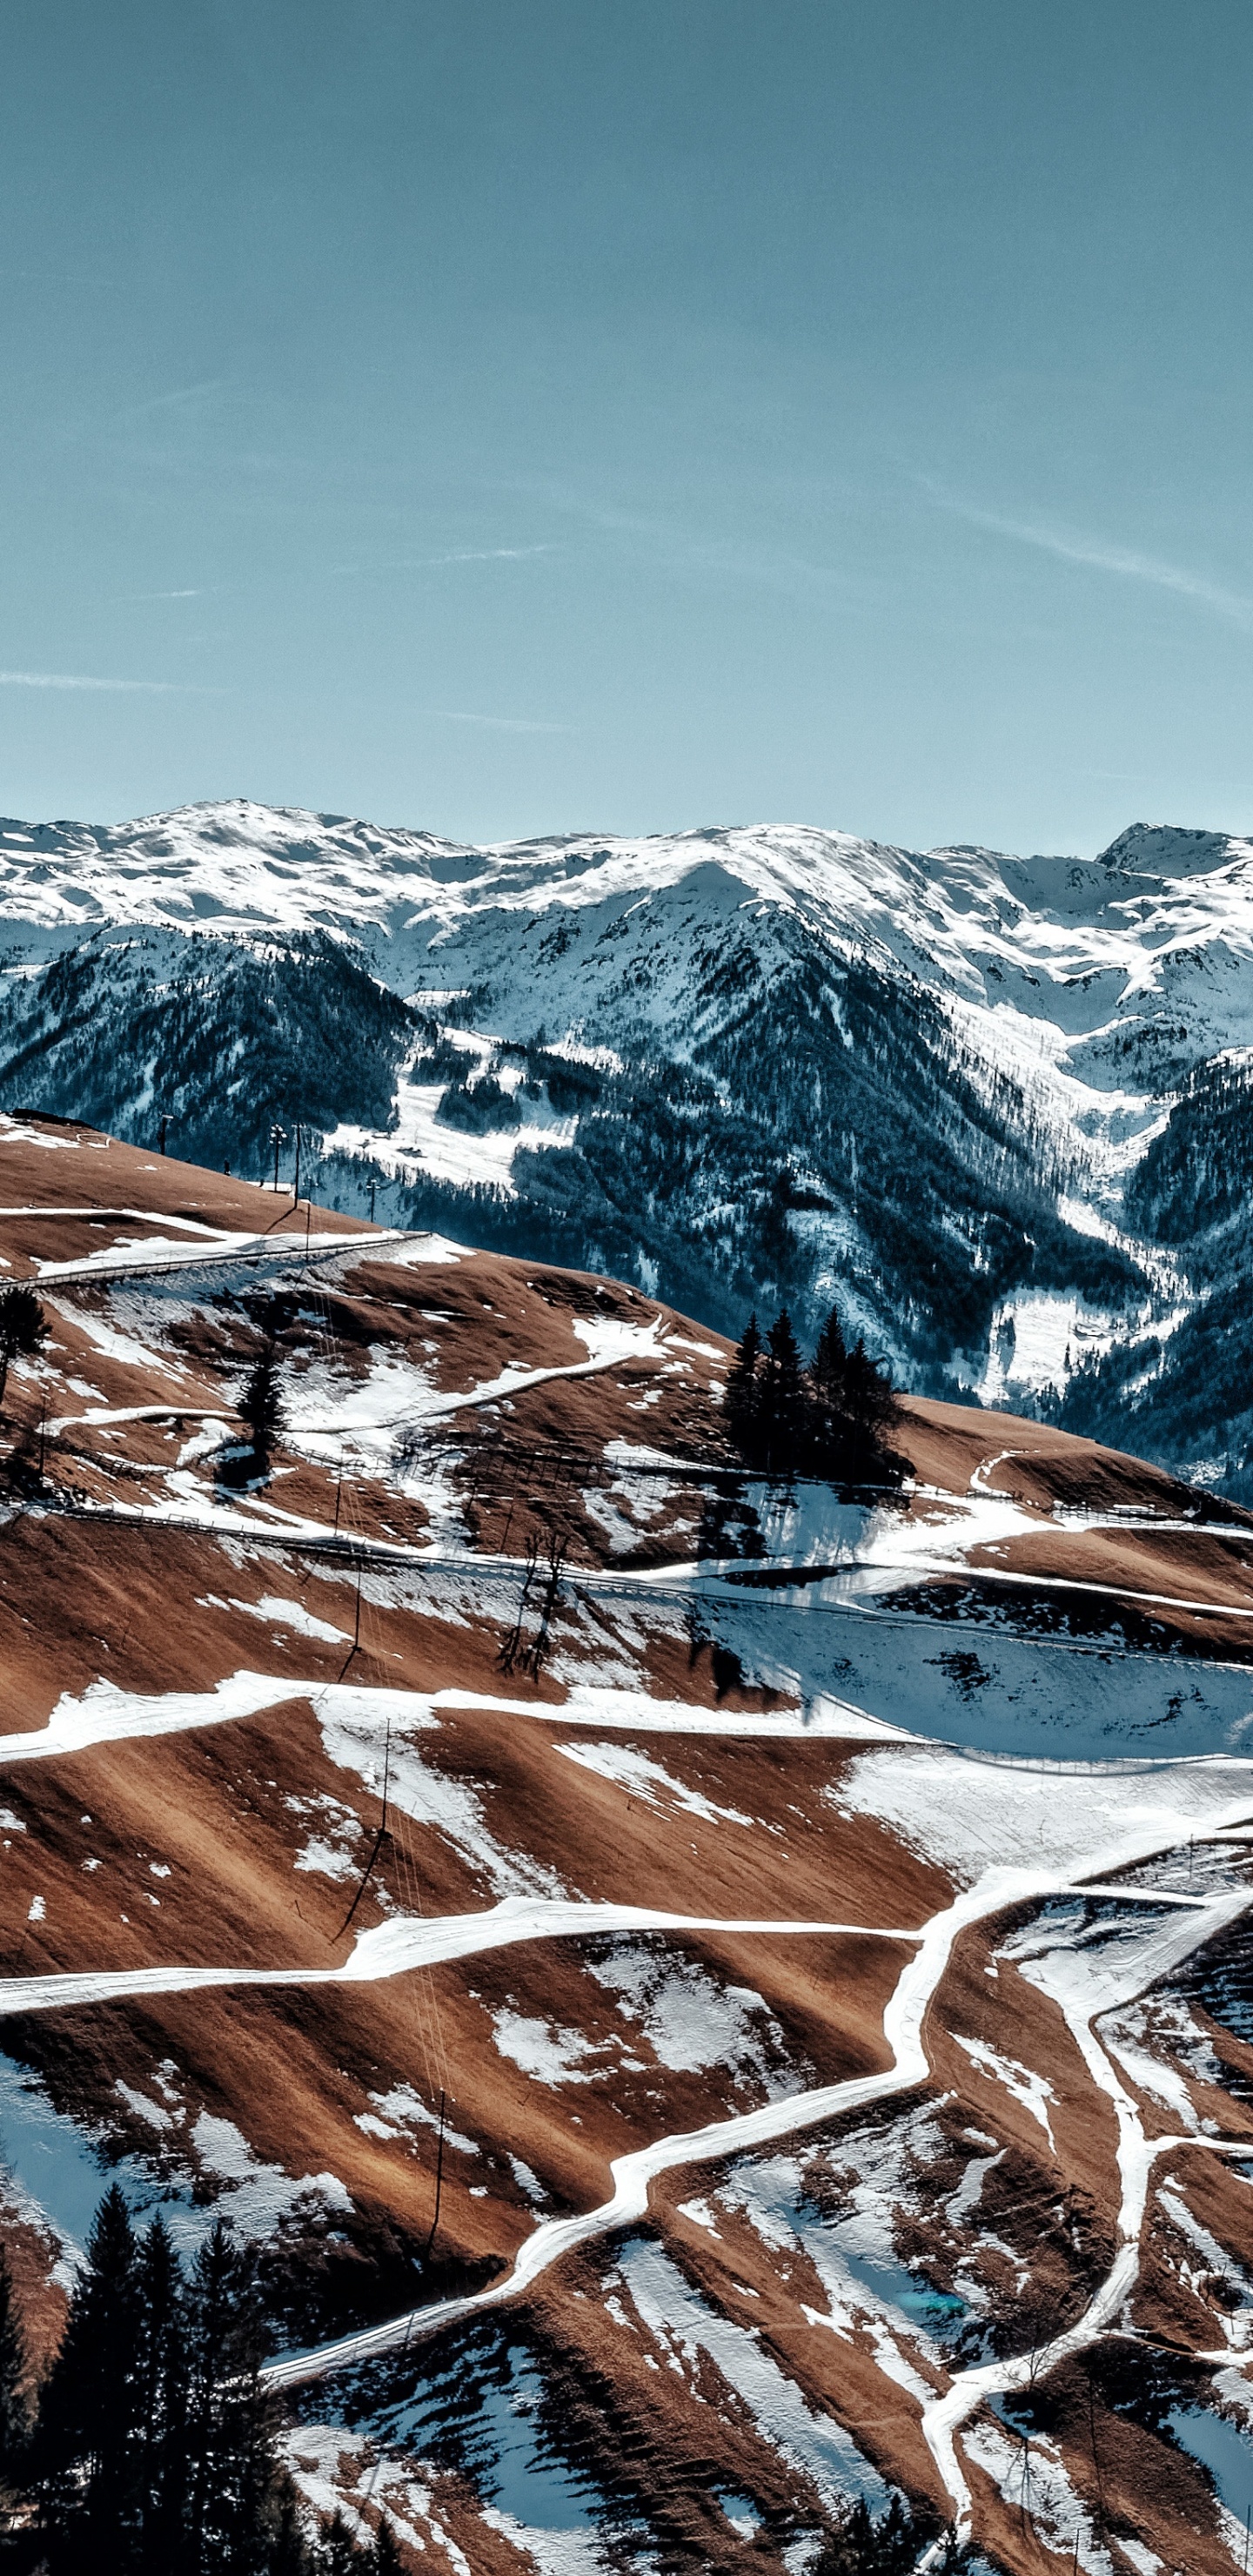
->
[[814, 2493, 922, 2575], [842, 1336, 896, 1434], [724, 1313, 763, 1460], [36, 2182, 143, 2566], [761, 1310, 805, 1471], [269, 2478, 315, 2574], [321, 2509, 369, 2570], [24, 2187, 309, 2571], [0, 1285, 48, 1412], [185, 2222, 274, 2574], [809, 1305, 848, 1411], [372, 2516, 405, 2573], [135, 2213, 188, 2573], [239, 1337, 285, 1465]]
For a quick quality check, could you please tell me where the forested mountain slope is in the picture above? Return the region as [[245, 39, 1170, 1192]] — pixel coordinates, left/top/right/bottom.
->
[[2, 800, 1252, 1491]]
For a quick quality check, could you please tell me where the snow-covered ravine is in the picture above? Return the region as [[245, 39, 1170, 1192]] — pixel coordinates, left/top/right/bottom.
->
[[263, 1794, 1253, 2523]]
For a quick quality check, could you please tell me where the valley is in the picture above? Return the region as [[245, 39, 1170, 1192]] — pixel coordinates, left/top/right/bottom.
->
[[2, 802, 1252, 1499]]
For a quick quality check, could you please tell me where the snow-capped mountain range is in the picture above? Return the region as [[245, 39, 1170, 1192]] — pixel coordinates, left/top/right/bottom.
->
[[3, 797, 1252, 1487]]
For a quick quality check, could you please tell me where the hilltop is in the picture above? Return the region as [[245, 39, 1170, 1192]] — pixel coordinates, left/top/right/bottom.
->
[[0, 1117, 1250, 2567]]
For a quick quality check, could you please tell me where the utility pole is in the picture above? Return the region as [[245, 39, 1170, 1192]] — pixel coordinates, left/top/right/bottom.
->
[[269, 1124, 286, 1192], [292, 1124, 301, 1203], [424, 2090, 446, 2264], [157, 1114, 169, 1157]]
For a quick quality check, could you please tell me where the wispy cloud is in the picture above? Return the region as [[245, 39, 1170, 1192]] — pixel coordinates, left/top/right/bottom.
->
[[133, 588, 203, 601], [0, 669, 180, 692], [410, 544, 557, 568], [437, 708, 567, 734], [926, 485, 1253, 633], [114, 379, 225, 426]]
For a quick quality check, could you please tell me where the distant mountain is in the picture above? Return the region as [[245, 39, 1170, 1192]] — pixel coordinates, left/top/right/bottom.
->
[[3, 797, 1253, 1489]]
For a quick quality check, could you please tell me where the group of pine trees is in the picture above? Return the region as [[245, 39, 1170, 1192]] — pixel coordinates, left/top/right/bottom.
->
[[0, 2189, 401, 2573], [725, 1305, 902, 1482]]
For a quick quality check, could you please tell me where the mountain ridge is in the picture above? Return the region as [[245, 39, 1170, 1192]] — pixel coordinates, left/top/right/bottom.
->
[[1, 799, 1251, 1492]]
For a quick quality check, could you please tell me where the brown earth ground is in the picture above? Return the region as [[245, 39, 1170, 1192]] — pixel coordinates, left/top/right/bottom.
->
[[0, 1117, 1248, 2569]]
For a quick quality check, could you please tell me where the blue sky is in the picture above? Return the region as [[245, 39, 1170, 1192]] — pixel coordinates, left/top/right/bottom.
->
[[1, 0, 1251, 853]]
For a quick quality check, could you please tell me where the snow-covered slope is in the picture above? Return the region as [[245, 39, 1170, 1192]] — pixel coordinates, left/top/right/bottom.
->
[[3, 800, 1253, 1487], [8, 802, 1253, 1070], [4, 1115, 1253, 2573]]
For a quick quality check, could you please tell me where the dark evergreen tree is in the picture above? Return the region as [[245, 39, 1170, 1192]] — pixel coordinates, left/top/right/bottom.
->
[[372, 2518, 405, 2575], [35, 2182, 143, 2569], [842, 1336, 896, 1435], [12, 2186, 333, 2572], [239, 1338, 285, 1465], [761, 1309, 805, 1470], [185, 2221, 276, 2574], [814, 2493, 927, 2575], [320, 2509, 369, 2571], [0, 1285, 47, 1412], [269, 2477, 316, 2574], [724, 1313, 763, 1458], [135, 2213, 188, 2573], [809, 1305, 849, 1411]]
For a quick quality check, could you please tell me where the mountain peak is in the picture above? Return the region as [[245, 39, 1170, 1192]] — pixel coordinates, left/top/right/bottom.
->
[[1095, 820, 1250, 879]]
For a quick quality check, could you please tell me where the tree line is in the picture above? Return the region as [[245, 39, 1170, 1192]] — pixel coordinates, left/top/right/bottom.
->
[[725, 1304, 905, 1483], [0, 2190, 401, 2573]]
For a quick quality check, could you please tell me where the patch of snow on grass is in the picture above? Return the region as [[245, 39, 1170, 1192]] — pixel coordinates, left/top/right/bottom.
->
[[587, 1941, 803, 2093], [1163, 2405, 1253, 2559], [491, 2009, 614, 2086], [829, 1740, 1253, 1886], [613, 2236, 888, 2512], [314, 1697, 565, 1899], [1156, 2185, 1253, 2342], [354, 2083, 479, 2156], [191, 2111, 352, 2235], [200, 1592, 351, 1644], [557, 1741, 754, 1827], [719, 2115, 967, 2392], [571, 1315, 664, 1369], [1103, 1996, 1224, 2134], [953, 2036, 1057, 2148], [961, 2417, 1112, 2573]]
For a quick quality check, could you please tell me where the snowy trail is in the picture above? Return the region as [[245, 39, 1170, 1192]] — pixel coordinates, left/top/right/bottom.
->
[[24, 1457, 1253, 1638], [265, 1793, 1253, 2394], [0, 1896, 921, 2018], [23, 1486, 1253, 1641], [47, 1338, 664, 1441], [919, 1878, 1253, 2534], [291, 1336, 668, 1434], [32, 1227, 400, 1285], [0, 1666, 914, 1770], [8, 1648, 1253, 2506], [265, 1865, 1049, 2392]]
